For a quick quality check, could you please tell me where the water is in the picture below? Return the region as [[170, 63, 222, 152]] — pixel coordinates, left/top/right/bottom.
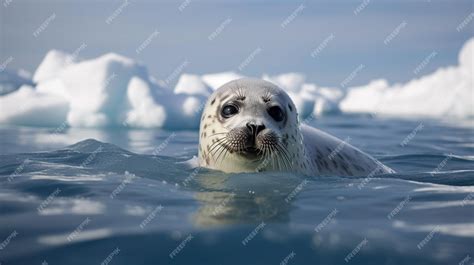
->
[[0, 115, 473, 265]]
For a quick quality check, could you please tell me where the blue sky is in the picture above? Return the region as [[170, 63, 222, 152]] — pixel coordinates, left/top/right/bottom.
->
[[1, 0, 473, 87]]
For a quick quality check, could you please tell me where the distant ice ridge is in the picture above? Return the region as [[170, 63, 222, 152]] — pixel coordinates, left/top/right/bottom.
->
[[1, 51, 207, 129], [0, 38, 472, 128], [340, 38, 474, 118]]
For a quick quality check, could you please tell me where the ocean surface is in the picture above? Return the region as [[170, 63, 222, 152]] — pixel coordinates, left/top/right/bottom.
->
[[0, 114, 473, 265]]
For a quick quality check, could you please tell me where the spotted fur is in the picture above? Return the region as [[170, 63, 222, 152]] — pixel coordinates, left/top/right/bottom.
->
[[198, 78, 395, 176]]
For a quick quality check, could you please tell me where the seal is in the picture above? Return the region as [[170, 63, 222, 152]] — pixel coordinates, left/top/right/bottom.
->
[[198, 78, 394, 176]]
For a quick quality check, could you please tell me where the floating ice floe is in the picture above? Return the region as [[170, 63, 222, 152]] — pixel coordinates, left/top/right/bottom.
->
[[340, 38, 474, 118], [263, 73, 343, 117], [1, 51, 208, 129], [0, 38, 472, 128]]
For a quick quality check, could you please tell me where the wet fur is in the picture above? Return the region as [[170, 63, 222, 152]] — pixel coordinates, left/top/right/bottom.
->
[[198, 78, 394, 176]]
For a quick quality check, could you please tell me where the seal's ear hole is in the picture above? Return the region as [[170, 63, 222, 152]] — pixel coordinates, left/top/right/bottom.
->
[[288, 104, 293, 112]]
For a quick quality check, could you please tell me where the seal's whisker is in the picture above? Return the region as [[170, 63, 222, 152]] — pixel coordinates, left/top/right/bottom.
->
[[209, 143, 224, 162], [220, 139, 237, 166], [275, 145, 287, 171], [198, 78, 395, 176], [212, 145, 226, 165], [262, 144, 270, 166], [283, 145, 293, 170], [256, 146, 264, 158], [276, 143, 290, 171], [276, 143, 292, 171], [269, 146, 281, 171], [208, 138, 227, 154], [209, 138, 228, 163], [270, 146, 278, 171], [215, 139, 230, 166], [259, 144, 268, 170], [221, 145, 232, 166], [277, 147, 285, 171], [282, 148, 292, 171]]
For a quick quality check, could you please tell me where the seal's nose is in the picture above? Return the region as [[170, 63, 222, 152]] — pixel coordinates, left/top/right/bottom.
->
[[246, 123, 266, 136]]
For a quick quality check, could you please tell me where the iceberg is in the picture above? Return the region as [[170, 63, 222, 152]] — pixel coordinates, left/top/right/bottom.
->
[[174, 74, 213, 96], [340, 38, 473, 118], [201, 72, 244, 90], [263, 73, 343, 117], [0, 85, 68, 126], [0, 51, 207, 129]]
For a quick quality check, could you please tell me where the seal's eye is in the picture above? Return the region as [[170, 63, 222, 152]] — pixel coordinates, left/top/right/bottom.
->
[[221, 104, 239, 118], [268, 106, 284, 122]]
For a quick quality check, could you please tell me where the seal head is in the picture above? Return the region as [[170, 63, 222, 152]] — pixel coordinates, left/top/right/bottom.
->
[[198, 78, 307, 173], [198, 78, 394, 176]]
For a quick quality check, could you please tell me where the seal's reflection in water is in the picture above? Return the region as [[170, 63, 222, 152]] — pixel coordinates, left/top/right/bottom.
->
[[187, 169, 306, 227]]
